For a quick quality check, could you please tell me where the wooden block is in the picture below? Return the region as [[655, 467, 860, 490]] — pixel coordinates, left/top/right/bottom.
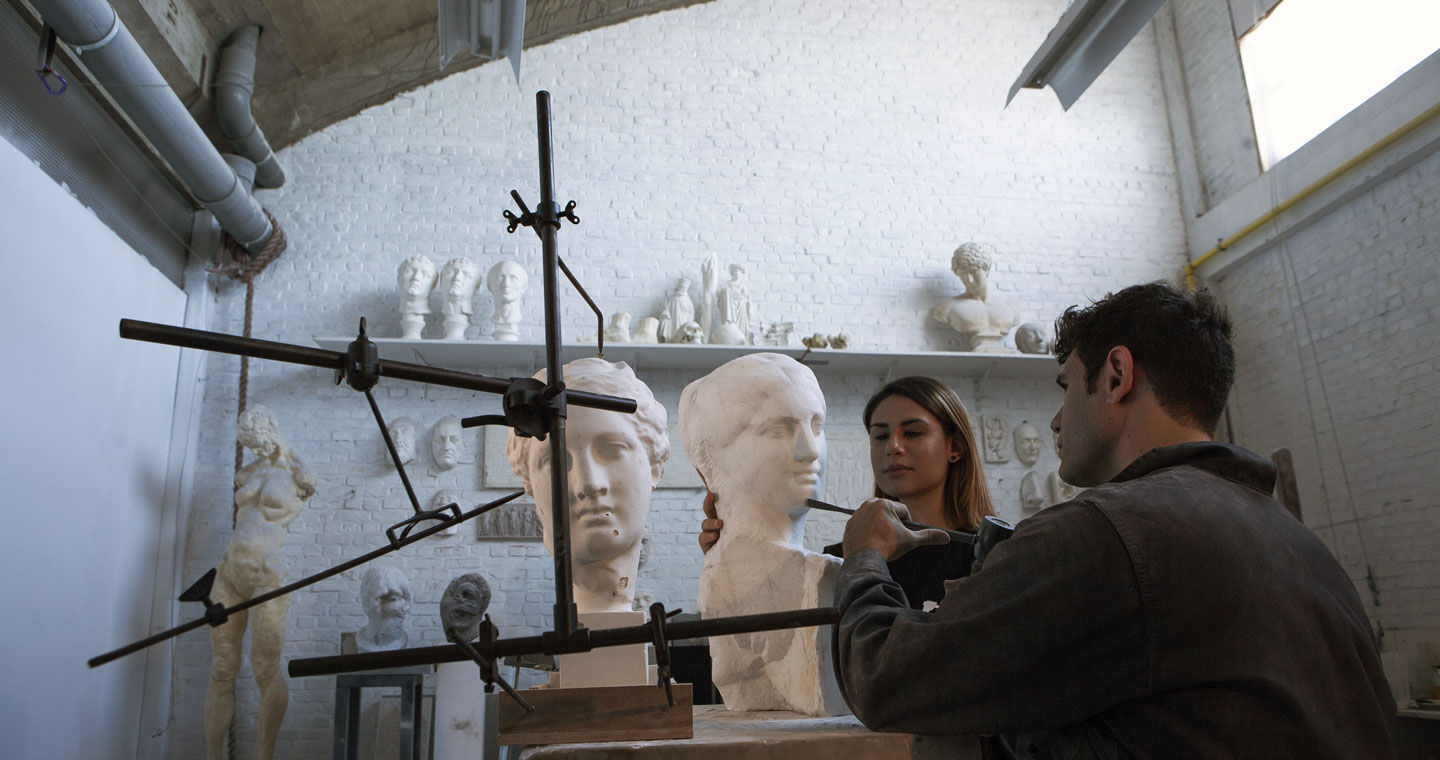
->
[[498, 683, 694, 745]]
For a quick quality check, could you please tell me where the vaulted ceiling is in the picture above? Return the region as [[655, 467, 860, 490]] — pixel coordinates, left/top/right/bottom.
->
[[106, 0, 710, 149]]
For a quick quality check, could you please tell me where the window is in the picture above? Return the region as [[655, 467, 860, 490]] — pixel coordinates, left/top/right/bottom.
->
[[1237, 0, 1440, 169]]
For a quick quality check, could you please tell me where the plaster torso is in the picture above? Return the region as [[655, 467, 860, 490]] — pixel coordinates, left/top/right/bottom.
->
[[226, 456, 312, 591], [933, 295, 1019, 350]]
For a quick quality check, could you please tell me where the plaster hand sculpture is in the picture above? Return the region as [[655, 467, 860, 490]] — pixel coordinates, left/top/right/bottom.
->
[[487, 259, 528, 342], [657, 277, 696, 343], [354, 566, 412, 652], [386, 417, 417, 467], [632, 317, 661, 344], [603, 312, 632, 344], [1020, 470, 1046, 512], [931, 242, 1020, 352], [1015, 321, 1051, 355], [710, 264, 753, 345], [206, 405, 315, 760], [1013, 420, 1042, 467], [397, 255, 437, 340], [679, 353, 846, 716], [438, 257, 483, 340], [431, 416, 465, 471], [675, 321, 705, 344], [506, 359, 669, 613], [433, 488, 461, 536]]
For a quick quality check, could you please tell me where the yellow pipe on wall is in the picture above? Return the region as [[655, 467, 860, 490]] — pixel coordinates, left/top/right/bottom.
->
[[1184, 99, 1440, 289]]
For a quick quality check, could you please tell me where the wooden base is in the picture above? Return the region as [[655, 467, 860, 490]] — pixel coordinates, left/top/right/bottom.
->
[[499, 683, 694, 745]]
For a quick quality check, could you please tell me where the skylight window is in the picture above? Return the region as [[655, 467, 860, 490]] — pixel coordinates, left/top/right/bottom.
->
[[1238, 0, 1440, 169]]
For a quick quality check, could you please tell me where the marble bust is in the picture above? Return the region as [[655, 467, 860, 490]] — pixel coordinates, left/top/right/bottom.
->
[[396, 255, 437, 340], [658, 277, 696, 343], [679, 353, 846, 716], [386, 417, 416, 466], [353, 566, 411, 652], [1015, 321, 1050, 355], [506, 359, 669, 613], [1013, 420, 1042, 467], [487, 259, 527, 341], [437, 257, 483, 340], [431, 416, 465, 471], [711, 264, 753, 345], [931, 242, 1019, 352]]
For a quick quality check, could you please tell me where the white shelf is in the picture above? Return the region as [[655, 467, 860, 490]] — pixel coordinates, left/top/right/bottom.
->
[[312, 337, 1059, 379]]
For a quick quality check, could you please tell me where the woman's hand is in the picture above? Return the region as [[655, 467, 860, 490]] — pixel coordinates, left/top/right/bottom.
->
[[698, 491, 723, 554]]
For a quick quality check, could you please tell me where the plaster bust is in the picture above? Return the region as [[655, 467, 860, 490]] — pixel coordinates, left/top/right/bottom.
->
[[397, 255, 437, 340], [354, 566, 411, 653], [679, 353, 846, 716], [931, 242, 1020, 352], [387, 417, 416, 466], [431, 416, 465, 470], [487, 259, 528, 341], [1013, 420, 1042, 467], [437, 257, 483, 339], [505, 359, 669, 613], [1015, 321, 1050, 355]]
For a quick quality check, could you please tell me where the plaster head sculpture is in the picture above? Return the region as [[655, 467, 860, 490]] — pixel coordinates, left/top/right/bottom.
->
[[397, 255, 438, 339], [603, 312, 632, 344], [679, 353, 844, 715], [632, 316, 661, 344], [440, 573, 493, 645], [505, 359, 669, 612], [355, 566, 412, 652], [1015, 321, 1051, 355], [487, 259, 528, 341], [386, 417, 417, 466], [437, 257, 483, 339], [675, 321, 705, 344], [1013, 420, 1043, 467], [431, 416, 465, 470], [931, 242, 1020, 352]]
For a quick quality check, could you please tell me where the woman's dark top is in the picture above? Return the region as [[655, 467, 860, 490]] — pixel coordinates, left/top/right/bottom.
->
[[823, 540, 974, 610]]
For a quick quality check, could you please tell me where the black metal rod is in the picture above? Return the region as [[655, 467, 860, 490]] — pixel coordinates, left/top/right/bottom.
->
[[289, 606, 841, 678], [366, 390, 423, 514], [804, 498, 976, 544], [90, 492, 524, 668]]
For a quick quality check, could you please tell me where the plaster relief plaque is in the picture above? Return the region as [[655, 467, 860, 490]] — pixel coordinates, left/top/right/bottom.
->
[[980, 413, 1011, 464], [475, 500, 544, 540]]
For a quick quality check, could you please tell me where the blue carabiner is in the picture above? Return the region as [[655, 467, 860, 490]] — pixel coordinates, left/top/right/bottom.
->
[[36, 66, 68, 95]]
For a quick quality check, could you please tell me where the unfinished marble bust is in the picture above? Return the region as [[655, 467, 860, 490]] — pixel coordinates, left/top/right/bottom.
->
[[680, 353, 846, 716], [1020, 470, 1045, 512], [431, 416, 465, 470], [931, 242, 1019, 352], [603, 312, 632, 343], [397, 255, 437, 340], [487, 259, 527, 342], [438, 257, 483, 340], [658, 277, 696, 343], [633, 316, 660, 344], [711, 264, 753, 345], [354, 566, 412, 652], [386, 417, 416, 467], [208, 405, 315, 760], [506, 359, 669, 613], [1015, 321, 1050, 355], [1013, 420, 1042, 466]]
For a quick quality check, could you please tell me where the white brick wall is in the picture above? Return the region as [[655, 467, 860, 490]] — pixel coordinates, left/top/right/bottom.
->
[[1168, 0, 1261, 205], [165, 1, 1186, 756]]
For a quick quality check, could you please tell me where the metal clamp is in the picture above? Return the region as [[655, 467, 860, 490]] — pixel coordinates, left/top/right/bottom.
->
[[647, 601, 682, 707], [178, 568, 229, 627], [35, 25, 67, 95]]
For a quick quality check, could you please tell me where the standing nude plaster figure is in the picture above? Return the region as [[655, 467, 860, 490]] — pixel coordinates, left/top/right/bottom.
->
[[679, 353, 847, 716], [506, 359, 669, 612], [207, 406, 315, 760], [437, 257, 483, 340], [487, 259, 528, 341], [397, 255, 437, 340], [931, 242, 1019, 352]]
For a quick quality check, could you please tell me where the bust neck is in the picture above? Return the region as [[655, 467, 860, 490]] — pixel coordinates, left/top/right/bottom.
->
[[358, 617, 407, 650], [713, 496, 807, 550], [403, 294, 430, 314], [571, 542, 642, 613]]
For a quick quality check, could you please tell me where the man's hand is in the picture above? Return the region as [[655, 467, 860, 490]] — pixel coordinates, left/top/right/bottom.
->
[[842, 498, 950, 561], [698, 491, 723, 554]]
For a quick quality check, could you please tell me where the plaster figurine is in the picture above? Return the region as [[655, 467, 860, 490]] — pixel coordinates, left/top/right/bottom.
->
[[711, 264, 753, 345], [487, 259, 528, 342], [440, 573, 493, 645], [931, 242, 1020, 352], [801, 333, 829, 349], [1013, 420, 1043, 467], [658, 277, 696, 343], [397, 255, 437, 340], [431, 416, 465, 471], [1020, 470, 1046, 512], [206, 405, 315, 760], [675, 321, 705, 344], [353, 566, 412, 652], [433, 488, 461, 536], [700, 253, 719, 344], [980, 413, 1011, 464], [438, 257, 483, 340], [632, 317, 661, 344], [679, 353, 846, 716], [1015, 321, 1051, 355], [603, 312, 632, 344], [761, 322, 794, 347], [506, 359, 669, 613]]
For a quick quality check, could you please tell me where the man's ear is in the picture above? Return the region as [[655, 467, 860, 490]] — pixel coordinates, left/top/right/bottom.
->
[[1103, 346, 1137, 404]]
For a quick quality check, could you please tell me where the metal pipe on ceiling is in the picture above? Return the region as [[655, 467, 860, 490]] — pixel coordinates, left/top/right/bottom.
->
[[214, 25, 284, 190]]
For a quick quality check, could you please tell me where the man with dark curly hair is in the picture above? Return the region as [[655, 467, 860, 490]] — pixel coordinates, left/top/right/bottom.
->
[[835, 281, 1395, 758]]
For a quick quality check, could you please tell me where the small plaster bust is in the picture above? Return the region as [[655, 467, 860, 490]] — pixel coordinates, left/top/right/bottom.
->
[[387, 417, 416, 466], [397, 256, 438, 340], [603, 312, 632, 343], [1015, 321, 1050, 355], [487, 259, 528, 342], [931, 242, 1020, 352], [431, 416, 465, 470], [632, 317, 661, 344], [354, 566, 411, 653], [438, 257, 483, 339], [506, 359, 669, 613], [1013, 420, 1043, 467]]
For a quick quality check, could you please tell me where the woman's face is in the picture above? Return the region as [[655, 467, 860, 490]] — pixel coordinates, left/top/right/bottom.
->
[[868, 395, 956, 506]]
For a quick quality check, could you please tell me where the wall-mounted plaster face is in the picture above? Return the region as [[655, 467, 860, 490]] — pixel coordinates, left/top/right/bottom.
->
[[432, 416, 465, 470], [1014, 420, 1043, 466], [388, 417, 416, 465]]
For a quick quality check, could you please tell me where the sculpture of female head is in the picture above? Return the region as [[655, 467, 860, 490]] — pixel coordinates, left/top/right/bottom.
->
[[950, 242, 995, 300], [397, 255, 438, 296], [238, 405, 282, 458]]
